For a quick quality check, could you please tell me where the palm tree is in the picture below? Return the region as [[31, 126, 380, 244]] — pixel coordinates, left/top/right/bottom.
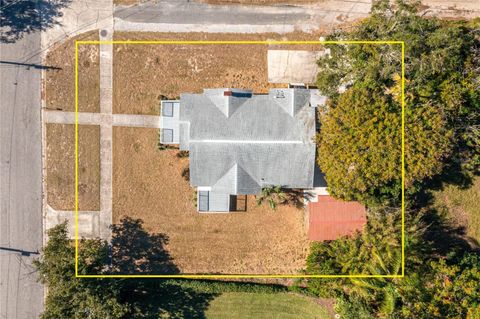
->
[[256, 185, 286, 210], [349, 247, 402, 317], [348, 209, 427, 317]]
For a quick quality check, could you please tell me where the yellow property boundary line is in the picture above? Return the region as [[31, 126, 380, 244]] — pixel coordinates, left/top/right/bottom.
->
[[74, 40, 405, 279]]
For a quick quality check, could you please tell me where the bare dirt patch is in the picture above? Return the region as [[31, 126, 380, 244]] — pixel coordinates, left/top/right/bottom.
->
[[113, 32, 326, 115], [114, 0, 139, 5], [112, 127, 309, 274], [46, 124, 100, 211], [44, 30, 100, 113]]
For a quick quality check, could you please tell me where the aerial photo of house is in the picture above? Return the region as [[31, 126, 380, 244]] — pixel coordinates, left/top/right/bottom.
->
[[160, 88, 317, 212], [3, 0, 479, 317]]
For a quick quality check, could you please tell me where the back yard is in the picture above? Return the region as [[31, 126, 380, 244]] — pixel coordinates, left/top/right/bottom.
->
[[112, 127, 309, 274], [205, 292, 331, 318], [433, 176, 480, 246]]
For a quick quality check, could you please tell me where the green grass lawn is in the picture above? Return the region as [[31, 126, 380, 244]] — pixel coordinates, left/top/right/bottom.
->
[[205, 292, 331, 319], [433, 176, 480, 243]]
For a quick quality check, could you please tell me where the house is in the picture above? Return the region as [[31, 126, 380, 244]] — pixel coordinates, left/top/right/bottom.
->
[[160, 88, 317, 212]]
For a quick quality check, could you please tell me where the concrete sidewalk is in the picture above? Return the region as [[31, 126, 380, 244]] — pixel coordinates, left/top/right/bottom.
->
[[41, 0, 113, 53], [45, 206, 101, 239], [43, 110, 161, 128]]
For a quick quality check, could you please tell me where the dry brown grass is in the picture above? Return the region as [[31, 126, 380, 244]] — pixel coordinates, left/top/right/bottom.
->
[[113, 32, 326, 115], [46, 124, 100, 211], [433, 176, 480, 245], [44, 30, 100, 113], [114, 0, 139, 5], [112, 127, 309, 274]]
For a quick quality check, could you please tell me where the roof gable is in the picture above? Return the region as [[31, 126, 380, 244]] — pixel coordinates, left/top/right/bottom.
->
[[204, 89, 252, 118], [211, 164, 237, 194], [236, 165, 260, 194]]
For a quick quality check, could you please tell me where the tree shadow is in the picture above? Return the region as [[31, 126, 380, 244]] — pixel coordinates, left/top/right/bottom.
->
[[421, 206, 479, 257], [425, 161, 476, 193], [116, 279, 218, 319], [151, 281, 217, 319], [284, 188, 315, 209], [0, 0, 72, 43], [109, 217, 179, 275]]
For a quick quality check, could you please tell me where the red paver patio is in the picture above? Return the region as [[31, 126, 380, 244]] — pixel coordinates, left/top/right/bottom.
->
[[308, 195, 366, 241]]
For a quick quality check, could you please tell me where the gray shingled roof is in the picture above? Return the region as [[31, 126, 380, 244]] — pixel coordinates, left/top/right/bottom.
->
[[179, 88, 316, 194]]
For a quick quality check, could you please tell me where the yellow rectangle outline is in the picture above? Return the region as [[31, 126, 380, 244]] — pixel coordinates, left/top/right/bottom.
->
[[75, 40, 405, 279]]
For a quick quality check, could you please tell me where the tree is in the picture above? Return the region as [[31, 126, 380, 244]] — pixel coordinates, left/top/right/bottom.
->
[[303, 208, 429, 317], [256, 185, 287, 210], [34, 222, 215, 318], [303, 204, 480, 318], [315, 0, 479, 203], [317, 84, 402, 203], [397, 253, 480, 319], [33, 223, 129, 319], [305, 208, 403, 281]]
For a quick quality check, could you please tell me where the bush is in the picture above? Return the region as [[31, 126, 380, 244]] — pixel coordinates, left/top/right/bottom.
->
[[165, 280, 287, 294], [181, 167, 190, 181], [177, 150, 189, 158]]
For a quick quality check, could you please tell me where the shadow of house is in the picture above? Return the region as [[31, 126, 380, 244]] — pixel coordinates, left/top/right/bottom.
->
[[313, 164, 327, 188], [1, 0, 71, 43], [109, 217, 179, 275]]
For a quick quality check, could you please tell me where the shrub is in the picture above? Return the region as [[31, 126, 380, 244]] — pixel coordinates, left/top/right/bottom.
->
[[181, 167, 190, 181], [177, 150, 189, 158]]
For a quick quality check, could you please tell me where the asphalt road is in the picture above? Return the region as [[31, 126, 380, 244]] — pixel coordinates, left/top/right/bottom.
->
[[114, 0, 371, 33], [0, 30, 44, 319], [116, 0, 311, 25]]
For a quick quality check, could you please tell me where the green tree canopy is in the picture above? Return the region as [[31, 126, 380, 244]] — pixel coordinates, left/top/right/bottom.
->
[[317, 84, 402, 202], [303, 208, 480, 318], [315, 0, 479, 203], [33, 223, 129, 319], [35, 222, 295, 318], [34, 222, 215, 318]]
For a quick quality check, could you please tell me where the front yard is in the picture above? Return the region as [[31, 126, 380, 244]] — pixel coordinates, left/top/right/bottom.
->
[[112, 127, 309, 274], [46, 124, 100, 211], [44, 30, 100, 113]]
